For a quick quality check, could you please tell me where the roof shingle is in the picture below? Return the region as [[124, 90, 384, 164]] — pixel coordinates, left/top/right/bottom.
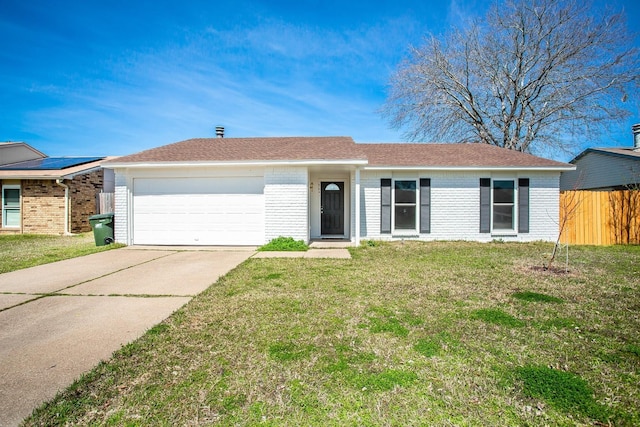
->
[[104, 137, 571, 169]]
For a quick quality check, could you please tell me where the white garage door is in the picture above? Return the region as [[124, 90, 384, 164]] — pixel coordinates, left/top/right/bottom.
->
[[133, 176, 264, 245]]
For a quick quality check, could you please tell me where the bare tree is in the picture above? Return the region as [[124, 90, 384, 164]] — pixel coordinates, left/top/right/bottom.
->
[[383, 0, 639, 154], [546, 178, 583, 272]]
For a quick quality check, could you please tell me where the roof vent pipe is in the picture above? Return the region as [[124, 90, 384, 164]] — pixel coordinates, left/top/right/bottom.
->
[[215, 126, 224, 138], [632, 123, 640, 150]]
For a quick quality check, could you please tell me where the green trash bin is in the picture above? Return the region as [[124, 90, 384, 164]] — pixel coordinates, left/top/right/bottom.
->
[[88, 213, 115, 246]]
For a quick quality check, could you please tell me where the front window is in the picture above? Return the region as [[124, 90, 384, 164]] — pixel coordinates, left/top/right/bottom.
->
[[493, 180, 514, 230], [2, 185, 21, 228], [394, 180, 416, 230]]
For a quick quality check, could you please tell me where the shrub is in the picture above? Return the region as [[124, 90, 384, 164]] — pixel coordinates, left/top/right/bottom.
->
[[258, 236, 308, 251]]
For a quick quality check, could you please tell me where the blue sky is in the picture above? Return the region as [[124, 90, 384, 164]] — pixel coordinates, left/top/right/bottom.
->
[[1, 0, 639, 160]]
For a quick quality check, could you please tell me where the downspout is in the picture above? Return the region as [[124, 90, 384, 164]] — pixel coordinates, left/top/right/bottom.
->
[[355, 167, 361, 247], [55, 179, 71, 235]]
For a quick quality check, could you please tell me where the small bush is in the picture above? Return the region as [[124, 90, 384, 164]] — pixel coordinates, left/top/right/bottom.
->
[[258, 236, 308, 251]]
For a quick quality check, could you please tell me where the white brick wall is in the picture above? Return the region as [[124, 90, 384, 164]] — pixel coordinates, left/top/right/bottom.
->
[[264, 167, 309, 242], [528, 173, 560, 242], [113, 171, 129, 244], [359, 170, 560, 242]]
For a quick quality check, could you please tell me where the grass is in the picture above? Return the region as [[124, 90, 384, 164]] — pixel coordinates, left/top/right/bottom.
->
[[258, 236, 309, 251], [23, 241, 640, 426], [0, 233, 123, 274]]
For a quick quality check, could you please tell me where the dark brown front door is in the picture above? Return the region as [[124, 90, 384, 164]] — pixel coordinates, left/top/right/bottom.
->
[[321, 182, 344, 235]]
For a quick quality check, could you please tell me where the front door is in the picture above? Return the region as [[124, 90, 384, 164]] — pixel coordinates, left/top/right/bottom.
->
[[321, 182, 344, 235]]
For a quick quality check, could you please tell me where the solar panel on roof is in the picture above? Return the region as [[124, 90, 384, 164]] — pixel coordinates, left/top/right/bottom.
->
[[0, 157, 104, 171]]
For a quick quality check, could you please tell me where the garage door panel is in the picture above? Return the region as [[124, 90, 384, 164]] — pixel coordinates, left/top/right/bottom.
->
[[133, 177, 265, 245], [135, 177, 263, 195]]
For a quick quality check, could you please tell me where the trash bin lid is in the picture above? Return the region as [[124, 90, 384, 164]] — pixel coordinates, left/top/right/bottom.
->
[[88, 213, 114, 220]]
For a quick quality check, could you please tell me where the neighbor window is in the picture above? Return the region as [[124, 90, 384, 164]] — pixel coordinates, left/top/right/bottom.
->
[[2, 185, 20, 228], [394, 180, 417, 230]]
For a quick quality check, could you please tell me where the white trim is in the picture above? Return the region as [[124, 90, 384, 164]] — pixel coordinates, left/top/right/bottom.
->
[[55, 179, 71, 235], [490, 178, 517, 235], [1, 184, 21, 229], [364, 165, 575, 172], [355, 168, 361, 246], [105, 159, 369, 169], [319, 179, 347, 238], [106, 162, 573, 172], [391, 178, 419, 235]]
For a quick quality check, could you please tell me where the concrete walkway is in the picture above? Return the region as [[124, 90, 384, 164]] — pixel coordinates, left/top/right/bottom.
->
[[0, 247, 253, 427], [0, 245, 350, 426]]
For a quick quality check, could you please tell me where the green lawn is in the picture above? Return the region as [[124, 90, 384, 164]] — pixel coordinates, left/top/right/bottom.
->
[[0, 233, 123, 274], [24, 241, 640, 426]]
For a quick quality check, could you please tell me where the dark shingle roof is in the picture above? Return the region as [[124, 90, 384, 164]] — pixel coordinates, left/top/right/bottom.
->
[[361, 143, 570, 168], [571, 147, 640, 163], [104, 137, 571, 169], [107, 137, 365, 163]]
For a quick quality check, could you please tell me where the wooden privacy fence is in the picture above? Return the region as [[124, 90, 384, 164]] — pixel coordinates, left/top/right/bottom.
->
[[97, 192, 114, 214], [560, 190, 640, 245]]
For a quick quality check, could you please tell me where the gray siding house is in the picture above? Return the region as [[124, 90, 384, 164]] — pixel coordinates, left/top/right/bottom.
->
[[560, 124, 640, 190]]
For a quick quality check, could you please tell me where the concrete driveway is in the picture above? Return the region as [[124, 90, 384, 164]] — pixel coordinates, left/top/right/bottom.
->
[[0, 247, 254, 427]]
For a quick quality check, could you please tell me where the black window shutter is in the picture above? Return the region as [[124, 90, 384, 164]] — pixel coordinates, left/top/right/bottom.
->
[[518, 178, 530, 233], [480, 178, 491, 233], [380, 179, 391, 233], [420, 178, 431, 233]]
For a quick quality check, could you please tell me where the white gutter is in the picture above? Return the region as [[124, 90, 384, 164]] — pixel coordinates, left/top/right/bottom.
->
[[103, 159, 369, 169], [363, 165, 576, 172], [55, 179, 71, 235]]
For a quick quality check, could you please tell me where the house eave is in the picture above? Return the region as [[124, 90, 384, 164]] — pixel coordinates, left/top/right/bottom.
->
[[570, 148, 640, 164], [104, 159, 369, 169], [363, 165, 575, 172]]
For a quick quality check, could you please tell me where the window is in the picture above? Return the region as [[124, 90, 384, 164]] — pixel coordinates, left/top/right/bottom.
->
[[2, 185, 20, 228], [480, 178, 529, 234], [493, 180, 514, 230], [394, 180, 416, 230], [381, 179, 430, 234]]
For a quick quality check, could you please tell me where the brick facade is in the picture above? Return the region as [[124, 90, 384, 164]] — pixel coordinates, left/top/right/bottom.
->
[[22, 179, 66, 234], [0, 170, 104, 235], [69, 170, 103, 233]]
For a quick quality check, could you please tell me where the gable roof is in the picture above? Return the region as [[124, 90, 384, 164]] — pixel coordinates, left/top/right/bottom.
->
[[0, 142, 46, 166], [0, 156, 110, 179], [360, 143, 569, 169], [105, 137, 366, 164], [104, 136, 572, 170], [0, 157, 104, 171], [570, 147, 640, 163]]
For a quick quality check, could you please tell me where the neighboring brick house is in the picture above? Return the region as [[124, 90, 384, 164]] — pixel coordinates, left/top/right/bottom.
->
[[0, 142, 114, 235]]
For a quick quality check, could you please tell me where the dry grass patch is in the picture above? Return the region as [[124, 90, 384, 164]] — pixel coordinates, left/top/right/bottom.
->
[[24, 241, 640, 426]]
